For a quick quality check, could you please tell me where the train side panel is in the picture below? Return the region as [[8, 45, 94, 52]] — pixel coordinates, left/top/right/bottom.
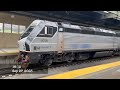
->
[[63, 32, 116, 51]]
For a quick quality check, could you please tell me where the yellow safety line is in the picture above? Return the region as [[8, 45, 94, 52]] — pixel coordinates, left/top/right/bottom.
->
[[0, 52, 17, 53], [40, 61, 120, 79], [6, 52, 18, 53], [0, 52, 18, 54], [78, 66, 118, 79], [0, 51, 5, 53]]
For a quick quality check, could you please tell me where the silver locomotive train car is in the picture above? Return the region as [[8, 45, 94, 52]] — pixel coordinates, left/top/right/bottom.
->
[[17, 20, 120, 66]]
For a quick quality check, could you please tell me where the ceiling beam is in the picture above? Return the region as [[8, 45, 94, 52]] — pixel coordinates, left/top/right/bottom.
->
[[100, 11, 120, 20], [6, 11, 120, 31]]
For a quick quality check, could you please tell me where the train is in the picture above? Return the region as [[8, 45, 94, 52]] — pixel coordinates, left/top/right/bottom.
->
[[16, 19, 120, 67]]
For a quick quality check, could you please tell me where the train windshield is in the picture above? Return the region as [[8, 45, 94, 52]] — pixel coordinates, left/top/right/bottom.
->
[[21, 26, 35, 39]]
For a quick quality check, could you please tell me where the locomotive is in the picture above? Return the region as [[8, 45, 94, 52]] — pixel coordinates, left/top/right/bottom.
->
[[17, 20, 120, 66]]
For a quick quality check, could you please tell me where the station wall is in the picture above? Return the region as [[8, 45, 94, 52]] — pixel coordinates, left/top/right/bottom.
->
[[0, 33, 20, 48], [0, 12, 36, 48]]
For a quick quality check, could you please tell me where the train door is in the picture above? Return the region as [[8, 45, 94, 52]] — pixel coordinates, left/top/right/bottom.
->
[[57, 27, 64, 54]]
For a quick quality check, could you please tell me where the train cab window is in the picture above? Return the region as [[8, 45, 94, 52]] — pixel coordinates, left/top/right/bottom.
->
[[21, 26, 35, 39], [37, 26, 57, 37], [40, 27, 45, 34], [47, 27, 53, 35]]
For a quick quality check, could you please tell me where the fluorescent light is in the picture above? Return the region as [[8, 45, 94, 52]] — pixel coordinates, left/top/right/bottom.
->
[[103, 11, 109, 13]]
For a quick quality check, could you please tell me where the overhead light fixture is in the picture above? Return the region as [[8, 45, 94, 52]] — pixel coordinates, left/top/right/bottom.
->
[[11, 15, 15, 18], [103, 11, 109, 13]]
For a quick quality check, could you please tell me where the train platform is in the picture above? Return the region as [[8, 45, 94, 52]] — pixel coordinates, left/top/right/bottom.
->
[[2, 56, 120, 79], [40, 61, 120, 79], [0, 48, 19, 56]]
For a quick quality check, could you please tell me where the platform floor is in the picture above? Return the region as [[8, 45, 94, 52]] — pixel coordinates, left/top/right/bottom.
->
[[75, 66, 120, 79], [0, 48, 19, 56], [41, 61, 120, 79]]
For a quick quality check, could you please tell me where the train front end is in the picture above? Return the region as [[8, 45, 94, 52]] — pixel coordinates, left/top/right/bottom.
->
[[16, 20, 42, 68]]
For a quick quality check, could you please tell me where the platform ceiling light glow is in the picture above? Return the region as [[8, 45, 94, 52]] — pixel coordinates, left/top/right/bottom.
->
[[11, 15, 15, 18], [103, 11, 109, 13]]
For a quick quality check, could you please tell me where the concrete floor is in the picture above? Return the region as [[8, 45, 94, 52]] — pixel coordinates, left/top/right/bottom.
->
[[3, 65, 120, 79]]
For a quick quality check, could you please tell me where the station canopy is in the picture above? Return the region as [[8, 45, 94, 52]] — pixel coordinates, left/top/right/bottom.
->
[[7, 11, 120, 31]]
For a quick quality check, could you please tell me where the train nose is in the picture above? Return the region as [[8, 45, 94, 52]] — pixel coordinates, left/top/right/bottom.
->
[[18, 37, 27, 51]]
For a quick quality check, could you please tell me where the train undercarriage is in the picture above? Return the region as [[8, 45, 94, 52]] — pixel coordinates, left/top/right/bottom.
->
[[16, 49, 120, 68]]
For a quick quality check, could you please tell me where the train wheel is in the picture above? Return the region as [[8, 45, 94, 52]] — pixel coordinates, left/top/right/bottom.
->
[[44, 59, 53, 67], [79, 53, 90, 60], [67, 59, 72, 63], [65, 54, 73, 63]]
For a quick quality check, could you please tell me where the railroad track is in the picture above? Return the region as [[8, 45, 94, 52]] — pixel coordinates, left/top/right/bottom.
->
[[0, 67, 16, 78], [0, 55, 120, 79]]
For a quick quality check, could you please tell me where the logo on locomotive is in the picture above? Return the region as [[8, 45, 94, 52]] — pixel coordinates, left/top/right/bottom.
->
[[34, 46, 51, 50]]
